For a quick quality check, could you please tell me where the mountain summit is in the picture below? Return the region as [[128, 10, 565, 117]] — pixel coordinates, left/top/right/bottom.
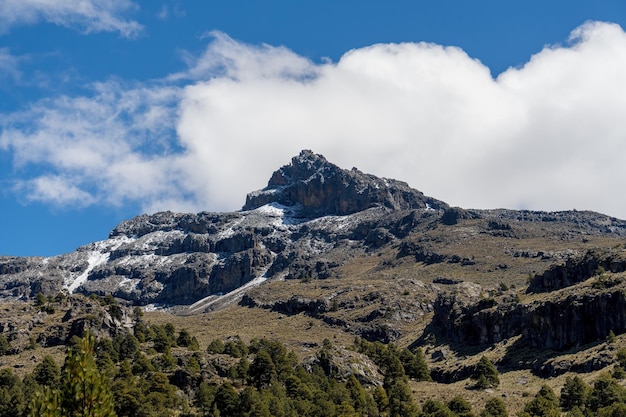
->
[[243, 150, 448, 217]]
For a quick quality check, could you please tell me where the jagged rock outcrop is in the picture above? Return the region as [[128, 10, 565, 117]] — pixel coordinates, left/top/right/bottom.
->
[[302, 344, 384, 386], [527, 249, 626, 293], [243, 150, 448, 217], [0, 295, 134, 353], [241, 294, 331, 316], [481, 209, 626, 237], [440, 207, 480, 225]]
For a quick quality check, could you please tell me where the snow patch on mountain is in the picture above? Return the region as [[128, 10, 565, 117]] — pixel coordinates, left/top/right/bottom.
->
[[184, 268, 270, 314], [118, 277, 141, 293], [63, 236, 134, 293], [217, 217, 245, 239], [65, 251, 109, 293], [251, 203, 300, 227]]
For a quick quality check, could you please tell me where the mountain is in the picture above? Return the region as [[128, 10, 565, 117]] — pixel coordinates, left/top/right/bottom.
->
[[0, 150, 448, 306], [2, 150, 626, 365]]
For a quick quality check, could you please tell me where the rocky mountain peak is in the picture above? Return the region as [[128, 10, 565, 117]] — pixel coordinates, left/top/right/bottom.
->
[[243, 149, 448, 217], [267, 149, 331, 186]]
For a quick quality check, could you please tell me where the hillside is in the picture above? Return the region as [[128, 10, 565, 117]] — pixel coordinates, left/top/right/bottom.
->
[[1, 150, 626, 416]]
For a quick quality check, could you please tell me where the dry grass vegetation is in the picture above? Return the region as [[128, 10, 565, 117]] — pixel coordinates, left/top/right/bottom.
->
[[2, 214, 626, 415]]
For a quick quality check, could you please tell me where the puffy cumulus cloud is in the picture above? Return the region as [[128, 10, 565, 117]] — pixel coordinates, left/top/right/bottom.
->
[[487, 21, 626, 214], [2, 22, 626, 218], [177, 22, 626, 217], [177, 31, 319, 83], [0, 0, 142, 37]]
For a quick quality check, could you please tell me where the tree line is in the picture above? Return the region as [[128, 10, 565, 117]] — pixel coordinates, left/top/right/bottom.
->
[[2, 296, 626, 416]]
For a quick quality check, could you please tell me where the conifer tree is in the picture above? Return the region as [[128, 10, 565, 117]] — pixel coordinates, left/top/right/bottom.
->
[[213, 382, 239, 416], [560, 376, 590, 411], [194, 382, 216, 417], [386, 378, 420, 417], [0, 334, 9, 356], [62, 334, 116, 417], [249, 350, 277, 389], [422, 399, 455, 417], [565, 406, 585, 417], [471, 356, 500, 389], [33, 355, 61, 387], [28, 334, 116, 417], [448, 396, 475, 417], [480, 397, 508, 417], [346, 374, 369, 414], [28, 386, 62, 417], [521, 384, 560, 417], [0, 368, 26, 417], [400, 347, 431, 382], [587, 373, 626, 411]]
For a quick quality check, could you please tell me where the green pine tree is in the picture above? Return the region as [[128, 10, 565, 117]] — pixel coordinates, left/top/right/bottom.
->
[[0, 334, 9, 356], [33, 355, 61, 387], [28, 386, 62, 417], [448, 396, 476, 417], [28, 334, 116, 417], [560, 376, 590, 411], [0, 368, 26, 417], [386, 378, 419, 417], [480, 397, 508, 417], [400, 347, 432, 382], [62, 334, 116, 417], [522, 385, 560, 417], [472, 356, 500, 389], [587, 373, 626, 412]]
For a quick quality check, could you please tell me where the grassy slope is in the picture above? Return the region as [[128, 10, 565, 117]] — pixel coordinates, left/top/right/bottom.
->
[[2, 213, 626, 414]]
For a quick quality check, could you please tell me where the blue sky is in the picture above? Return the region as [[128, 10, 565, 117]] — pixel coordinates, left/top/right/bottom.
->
[[1, 1, 626, 257]]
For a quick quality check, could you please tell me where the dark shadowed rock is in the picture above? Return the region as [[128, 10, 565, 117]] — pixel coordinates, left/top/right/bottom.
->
[[440, 207, 479, 225], [243, 150, 448, 217], [527, 249, 626, 293], [430, 278, 626, 352]]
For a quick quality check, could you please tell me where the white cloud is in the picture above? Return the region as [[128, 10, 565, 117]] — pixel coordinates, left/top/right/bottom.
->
[[0, 0, 142, 37], [18, 175, 96, 206], [156, 2, 185, 21], [0, 48, 21, 80], [0, 80, 186, 208], [2, 22, 626, 219]]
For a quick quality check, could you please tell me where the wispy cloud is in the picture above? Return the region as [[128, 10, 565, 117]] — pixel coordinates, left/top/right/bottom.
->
[[0, 48, 22, 80], [156, 1, 185, 21], [0, 0, 143, 38], [0, 80, 185, 209], [2, 22, 626, 218], [17, 175, 96, 207]]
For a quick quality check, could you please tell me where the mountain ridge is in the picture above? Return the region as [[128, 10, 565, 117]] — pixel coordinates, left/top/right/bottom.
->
[[1, 150, 626, 310], [3, 151, 626, 392]]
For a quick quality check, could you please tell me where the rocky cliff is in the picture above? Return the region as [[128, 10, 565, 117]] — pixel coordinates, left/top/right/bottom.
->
[[429, 249, 626, 351]]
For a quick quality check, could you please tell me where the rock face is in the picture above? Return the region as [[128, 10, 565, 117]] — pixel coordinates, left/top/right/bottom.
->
[[527, 249, 626, 293], [243, 150, 448, 217], [431, 266, 626, 351]]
